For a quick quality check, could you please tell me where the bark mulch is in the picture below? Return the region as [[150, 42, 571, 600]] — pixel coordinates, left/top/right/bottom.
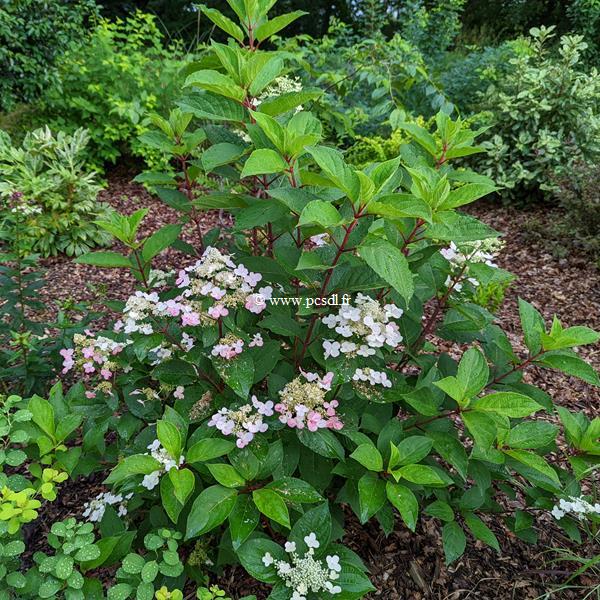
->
[[36, 171, 600, 599]]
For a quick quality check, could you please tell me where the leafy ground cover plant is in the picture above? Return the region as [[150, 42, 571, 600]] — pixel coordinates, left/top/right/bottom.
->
[[2, 1, 599, 598], [475, 26, 600, 201], [0, 127, 111, 257], [36, 11, 195, 169]]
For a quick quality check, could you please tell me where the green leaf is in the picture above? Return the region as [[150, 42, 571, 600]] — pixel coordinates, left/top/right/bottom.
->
[[393, 436, 433, 466], [358, 236, 414, 302], [439, 183, 496, 210], [28, 396, 55, 438], [386, 482, 418, 531], [462, 411, 497, 449], [424, 500, 454, 522], [463, 512, 500, 551], [248, 56, 285, 97], [229, 494, 259, 550], [442, 521, 466, 564], [504, 449, 560, 485], [184, 70, 245, 102], [297, 428, 345, 460], [213, 353, 254, 399], [518, 298, 545, 354], [187, 438, 235, 463], [258, 90, 322, 117], [538, 351, 600, 386], [288, 502, 332, 555], [252, 488, 290, 528], [457, 347, 489, 400], [506, 422, 558, 449], [141, 224, 181, 263], [255, 11, 307, 40], [74, 251, 131, 268], [298, 200, 345, 229], [357, 472, 386, 523], [396, 121, 437, 155], [367, 194, 432, 222], [238, 538, 287, 584], [266, 478, 323, 503], [200, 6, 244, 41], [186, 485, 237, 539], [306, 145, 360, 201], [156, 420, 182, 461], [207, 463, 246, 488], [395, 464, 447, 487], [249, 110, 285, 150], [542, 325, 600, 351], [104, 455, 162, 485], [472, 392, 541, 418], [202, 142, 246, 173], [178, 92, 246, 122], [350, 444, 384, 472], [240, 148, 287, 178]]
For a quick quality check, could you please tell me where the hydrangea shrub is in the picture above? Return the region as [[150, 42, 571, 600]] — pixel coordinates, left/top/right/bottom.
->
[[2, 1, 599, 598]]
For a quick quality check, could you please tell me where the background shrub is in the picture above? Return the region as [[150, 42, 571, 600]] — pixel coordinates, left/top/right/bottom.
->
[[36, 11, 192, 169], [0, 127, 111, 256], [0, 0, 99, 112], [474, 26, 600, 200]]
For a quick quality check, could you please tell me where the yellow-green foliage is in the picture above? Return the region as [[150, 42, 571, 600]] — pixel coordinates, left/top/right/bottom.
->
[[345, 116, 429, 167]]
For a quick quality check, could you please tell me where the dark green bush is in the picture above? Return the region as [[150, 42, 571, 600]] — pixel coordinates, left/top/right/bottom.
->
[[0, 0, 99, 111], [37, 11, 193, 169]]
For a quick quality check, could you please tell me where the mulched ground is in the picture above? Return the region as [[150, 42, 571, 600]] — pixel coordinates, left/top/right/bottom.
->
[[35, 169, 600, 599]]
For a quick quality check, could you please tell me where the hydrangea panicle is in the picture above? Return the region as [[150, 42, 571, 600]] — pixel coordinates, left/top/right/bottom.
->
[[262, 532, 342, 597], [275, 371, 343, 431], [322, 294, 403, 360]]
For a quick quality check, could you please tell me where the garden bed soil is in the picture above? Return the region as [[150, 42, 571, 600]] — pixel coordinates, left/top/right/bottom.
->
[[36, 169, 599, 599]]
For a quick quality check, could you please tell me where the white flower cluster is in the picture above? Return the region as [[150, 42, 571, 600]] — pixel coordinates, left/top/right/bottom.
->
[[352, 368, 392, 388], [256, 75, 303, 107], [149, 269, 174, 288], [262, 532, 342, 598], [440, 239, 503, 291], [82, 491, 133, 523], [177, 246, 272, 315], [322, 294, 403, 359], [207, 395, 272, 448], [551, 496, 600, 521], [141, 439, 184, 490]]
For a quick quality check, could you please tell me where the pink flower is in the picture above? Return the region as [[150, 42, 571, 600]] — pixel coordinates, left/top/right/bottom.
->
[[100, 368, 112, 380], [181, 311, 200, 326], [85, 391, 96, 399], [319, 372, 334, 390], [327, 416, 344, 430], [245, 294, 266, 314], [249, 333, 264, 348], [83, 362, 95, 374], [82, 347, 95, 359], [244, 272, 262, 287], [174, 386, 185, 399], [307, 411, 324, 432], [208, 304, 229, 319], [60, 348, 75, 373], [210, 287, 226, 300], [165, 299, 182, 317], [176, 270, 190, 287], [324, 399, 339, 417]]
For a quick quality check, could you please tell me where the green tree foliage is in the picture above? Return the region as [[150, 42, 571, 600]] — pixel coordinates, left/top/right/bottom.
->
[[0, 0, 99, 111]]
